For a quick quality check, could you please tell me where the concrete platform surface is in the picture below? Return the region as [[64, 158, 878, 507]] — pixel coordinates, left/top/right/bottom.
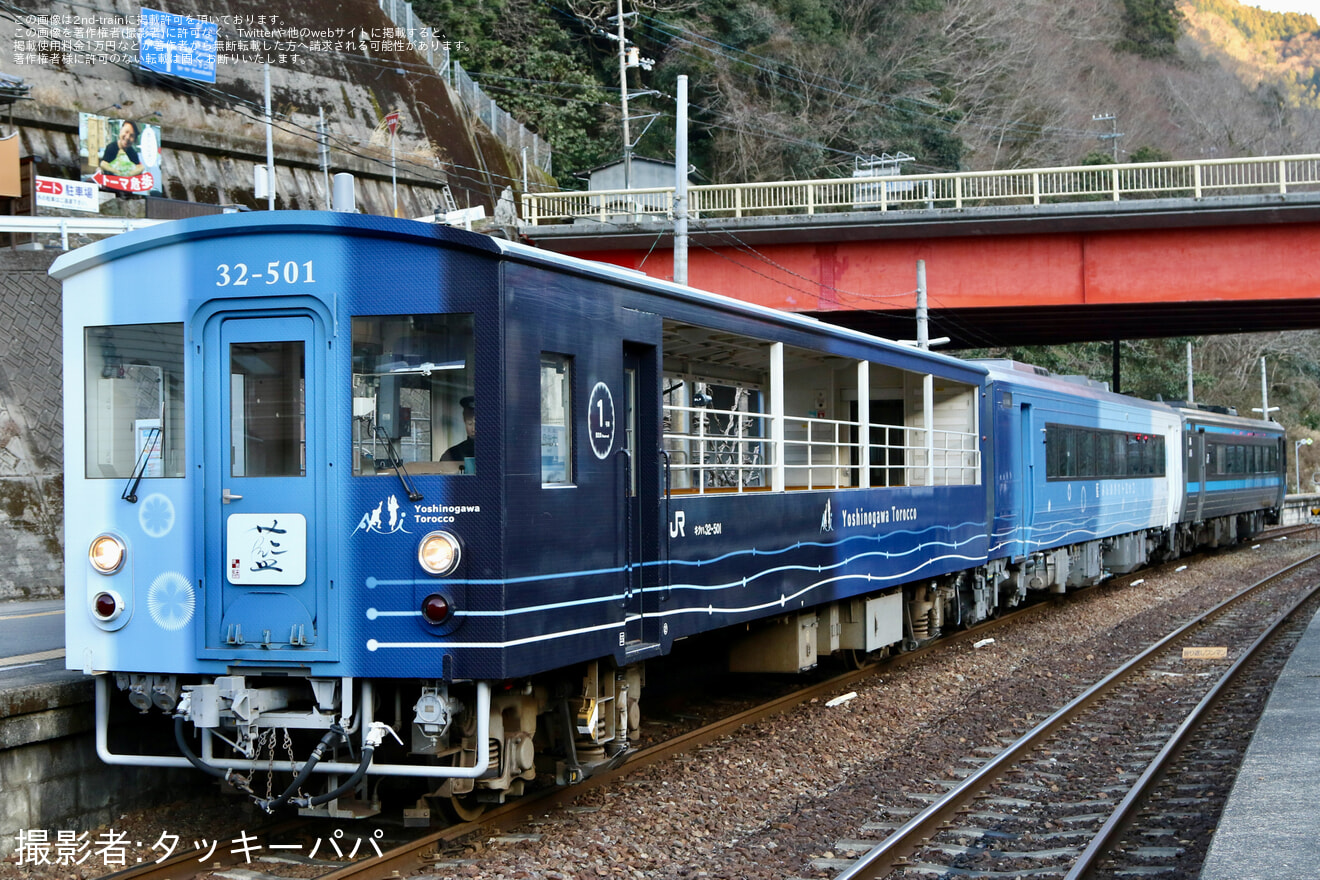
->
[[0, 598, 80, 691], [1200, 607, 1320, 880]]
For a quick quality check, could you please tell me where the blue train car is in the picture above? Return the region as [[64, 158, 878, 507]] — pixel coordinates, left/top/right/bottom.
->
[[981, 360, 1183, 594], [1175, 405, 1285, 548], [55, 213, 1002, 817]]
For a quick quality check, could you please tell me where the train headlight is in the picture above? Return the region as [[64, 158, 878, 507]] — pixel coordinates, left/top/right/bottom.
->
[[418, 531, 461, 576], [88, 533, 126, 575], [91, 589, 124, 622]]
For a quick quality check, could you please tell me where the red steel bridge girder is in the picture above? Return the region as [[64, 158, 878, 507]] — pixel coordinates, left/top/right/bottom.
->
[[569, 224, 1320, 312], [555, 218, 1320, 347]]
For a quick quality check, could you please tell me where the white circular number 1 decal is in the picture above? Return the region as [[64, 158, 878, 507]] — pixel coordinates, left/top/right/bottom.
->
[[589, 381, 616, 459]]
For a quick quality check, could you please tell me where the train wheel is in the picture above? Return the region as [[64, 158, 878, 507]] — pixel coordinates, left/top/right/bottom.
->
[[843, 647, 890, 669], [448, 793, 486, 822]]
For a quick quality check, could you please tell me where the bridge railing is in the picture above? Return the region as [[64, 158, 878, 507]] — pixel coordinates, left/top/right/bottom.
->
[[520, 154, 1320, 225]]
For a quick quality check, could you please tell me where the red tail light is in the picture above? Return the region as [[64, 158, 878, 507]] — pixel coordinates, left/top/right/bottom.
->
[[421, 593, 452, 625]]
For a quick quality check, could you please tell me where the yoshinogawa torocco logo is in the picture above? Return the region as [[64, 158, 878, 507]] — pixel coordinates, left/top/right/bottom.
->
[[354, 495, 410, 535]]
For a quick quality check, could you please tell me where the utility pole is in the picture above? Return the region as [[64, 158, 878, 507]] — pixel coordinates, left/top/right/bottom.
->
[[1253, 357, 1279, 421], [386, 110, 400, 218], [318, 107, 330, 210], [264, 62, 275, 210], [616, 0, 632, 192], [674, 74, 688, 286], [1092, 112, 1122, 162], [607, 0, 655, 197], [916, 260, 929, 350], [1186, 341, 1195, 405]]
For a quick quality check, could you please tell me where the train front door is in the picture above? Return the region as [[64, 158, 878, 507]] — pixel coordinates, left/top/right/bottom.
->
[[197, 310, 332, 658]]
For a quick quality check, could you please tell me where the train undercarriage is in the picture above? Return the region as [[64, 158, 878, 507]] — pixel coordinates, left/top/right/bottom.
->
[[106, 510, 1272, 819]]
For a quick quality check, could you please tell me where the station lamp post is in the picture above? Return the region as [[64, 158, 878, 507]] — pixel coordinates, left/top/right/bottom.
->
[[1296, 437, 1313, 493]]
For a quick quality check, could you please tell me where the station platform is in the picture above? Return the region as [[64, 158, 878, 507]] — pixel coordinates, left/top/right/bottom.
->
[[0, 599, 203, 859], [1200, 606, 1320, 880]]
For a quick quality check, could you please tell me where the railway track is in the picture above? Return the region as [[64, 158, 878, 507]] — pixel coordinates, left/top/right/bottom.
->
[[814, 550, 1320, 880]]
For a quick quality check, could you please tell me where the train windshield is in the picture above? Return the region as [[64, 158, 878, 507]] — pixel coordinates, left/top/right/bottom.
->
[[352, 314, 476, 476], [83, 323, 185, 478]]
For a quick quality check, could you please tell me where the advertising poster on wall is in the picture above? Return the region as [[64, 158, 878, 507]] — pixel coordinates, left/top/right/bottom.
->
[[79, 113, 163, 195], [36, 176, 100, 212]]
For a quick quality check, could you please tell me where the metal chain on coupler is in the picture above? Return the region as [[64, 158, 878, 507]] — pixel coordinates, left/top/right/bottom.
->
[[263, 729, 275, 802], [283, 728, 304, 798]]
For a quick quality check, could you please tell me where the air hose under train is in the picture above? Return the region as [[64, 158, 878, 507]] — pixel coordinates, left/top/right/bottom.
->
[[174, 715, 400, 812]]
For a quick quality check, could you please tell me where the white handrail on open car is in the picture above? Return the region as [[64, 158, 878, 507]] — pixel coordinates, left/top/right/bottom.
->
[[663, 402, 979, 494]]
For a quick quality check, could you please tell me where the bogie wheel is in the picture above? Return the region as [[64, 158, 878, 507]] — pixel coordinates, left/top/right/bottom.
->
[[448, 792, 486, 822]]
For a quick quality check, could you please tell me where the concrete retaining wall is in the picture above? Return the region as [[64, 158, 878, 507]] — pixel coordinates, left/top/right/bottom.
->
[[1280, 494, 1320, 528], [0, 676, 193, 859], [0, 251, 64, 602]]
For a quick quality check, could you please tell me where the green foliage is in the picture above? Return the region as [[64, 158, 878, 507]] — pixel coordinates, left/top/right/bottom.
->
[[412, 0, 618, 183], [1130, 145, 1173, 163], [408, 0, 969, 186], [1119, 0, 1184, 58], [1189, 0, 1318, 43]]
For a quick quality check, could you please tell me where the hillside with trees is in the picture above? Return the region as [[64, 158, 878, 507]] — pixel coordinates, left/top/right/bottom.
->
[[412, 0, 1320, 185], [1182, 0, 1320, 106], [408, 0, 1320, 484]]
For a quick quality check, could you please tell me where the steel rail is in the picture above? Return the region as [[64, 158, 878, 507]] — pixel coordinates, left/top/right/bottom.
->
[[832, 551, 1320, 880], [1062, 564, 1320, 879]]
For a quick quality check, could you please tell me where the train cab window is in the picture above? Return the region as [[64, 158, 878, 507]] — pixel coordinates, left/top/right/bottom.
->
[[540, 354, 573, 485], [83, 323, 185, 478], [351, 315, 476, 476]]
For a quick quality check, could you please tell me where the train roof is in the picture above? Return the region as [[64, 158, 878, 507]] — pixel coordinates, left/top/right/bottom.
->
[[487, 233, 986, 378], [1172, 403, 1285, 435], [973, 358, 1178, 415], [49, 211, 988, 382]]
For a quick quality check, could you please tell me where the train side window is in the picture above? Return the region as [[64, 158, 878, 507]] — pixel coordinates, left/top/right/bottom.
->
[[1045, 425, 1063, 478], [540, 353, 573, 485], [1077, 430, 1095, 476], [1060, 428, 1077, 478], [351, 314, 475, 476], [1045, 424, 1164, 481], [83, 323, 185, 478], [1096, 432, 1115, 478]]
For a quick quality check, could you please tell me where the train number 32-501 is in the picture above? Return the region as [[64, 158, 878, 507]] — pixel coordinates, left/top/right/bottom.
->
[[216, 260, 316, 287]]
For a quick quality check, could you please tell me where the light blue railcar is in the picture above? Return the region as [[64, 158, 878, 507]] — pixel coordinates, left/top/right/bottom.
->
[[982, 360, 1182, 593]]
